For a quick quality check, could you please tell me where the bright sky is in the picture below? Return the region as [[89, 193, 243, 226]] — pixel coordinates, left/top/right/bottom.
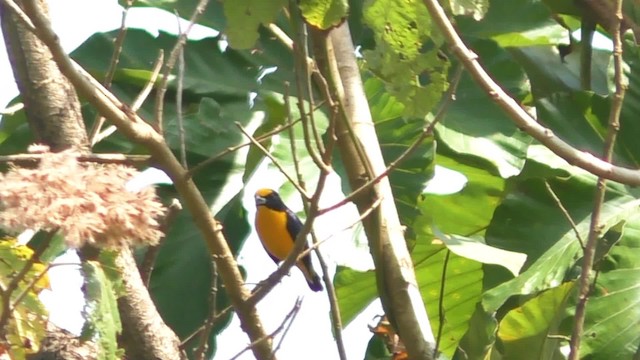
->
[[0, 1, 467, 359]]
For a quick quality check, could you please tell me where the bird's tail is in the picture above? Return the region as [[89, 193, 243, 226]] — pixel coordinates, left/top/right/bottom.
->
[[297, 257, 323, 292]]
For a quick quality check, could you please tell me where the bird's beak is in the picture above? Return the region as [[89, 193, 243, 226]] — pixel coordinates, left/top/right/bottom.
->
[[255, 195, 267, 206]]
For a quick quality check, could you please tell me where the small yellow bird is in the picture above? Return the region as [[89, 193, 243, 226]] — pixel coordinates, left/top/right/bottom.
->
[[254, 188, 323, 292]]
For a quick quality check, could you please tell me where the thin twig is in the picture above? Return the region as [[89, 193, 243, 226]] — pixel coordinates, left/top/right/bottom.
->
[[184, 112, 318, 180], [10, 263, 52, 312], [309, 231, 346, 359], [88, 1, 132, 146], [193, 258, 218, 360], [13, 1, 274, 356], [140, 199, 182, 287], [544, 181, 585, 249], [269, 298, 303, 359], [318, 66, 463, 216], [569, 0, 626, 358], [92, 50, 165, 146], [230, 298, 302, 360], [285, 81, 347, 360], [175, 13, 188, 168], [289, 3, 331, 173], [421, 0, 640, 186], [236, 123, 310, 201], [434, 250, 451, 358], [266, 23, 293, 51], [131, 51, 165, 113], [180, 302, 234, 350], [0, 152, 150, 164], [154, 0, 210, 134]]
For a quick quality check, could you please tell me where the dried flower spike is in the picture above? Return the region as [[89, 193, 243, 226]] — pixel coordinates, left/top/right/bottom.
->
[[0, 147, 166, 249]]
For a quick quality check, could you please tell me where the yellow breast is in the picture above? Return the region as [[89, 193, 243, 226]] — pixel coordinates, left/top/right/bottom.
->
[[255, 206, 294, 260]]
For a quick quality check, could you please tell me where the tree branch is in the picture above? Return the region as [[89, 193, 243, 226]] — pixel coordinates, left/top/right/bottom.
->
[[569, 0, 627, 357], [421, 0, 640, 186], [0, 0, 88, 151], [8, 1, 274, 358], [312, 22, 436, 359]]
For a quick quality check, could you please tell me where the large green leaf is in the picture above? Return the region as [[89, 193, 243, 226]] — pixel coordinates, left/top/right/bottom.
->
[[413, 241, 483, 358], [223, 0, 287, 49], [82, 259, 123, 360], [457, 0, 566, 46], [497, 281, 575, 360], [423, 150, 506, 237], [362, 0, 450, 119], [72, 29, 289, 96], [483, 172, 640, 312], [577, 268, 640, 359], [365, 77, 436, 231], [334, 266, 377, 327], [436, 40, 531, 178], [610, 35, 640, 169], [509, 46, 611, 97]]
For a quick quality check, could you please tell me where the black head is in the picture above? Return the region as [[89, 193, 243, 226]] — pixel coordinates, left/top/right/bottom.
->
[[254, 188, 286, 210]]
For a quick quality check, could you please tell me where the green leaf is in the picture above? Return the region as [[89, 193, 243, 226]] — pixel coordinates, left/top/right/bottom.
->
[[363, 0, 450, 118], [365, 76, 436, 230], [457, 0, 566, 46], [435, 41, 531, 178], [509, 46, 611, 97], [299, 0, 349, 30], [334, 266, 377, 327], [223, 0, 287, 49], [456, 303, 498, 360], [72, 29, 292, 97], [82, 260, 123, 360], [422, 150, 506, 236], [601, 213, 640, 271], [498, 282, 575, 360], [413, 241, 483, 357], [434, 230, 527, 277], [578, 269, 640, 359], [449, 0, 489, 21], [0, 239, 48, 359], [483, 175, 640, 312]]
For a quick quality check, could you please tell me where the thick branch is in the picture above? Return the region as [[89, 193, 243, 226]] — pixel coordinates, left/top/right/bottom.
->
[[12, 1, 273, 358], [312, 23, 436, 359], [422, 0, 640, 186], [0, 0, 88, 151], [116, 247, 183, 359]]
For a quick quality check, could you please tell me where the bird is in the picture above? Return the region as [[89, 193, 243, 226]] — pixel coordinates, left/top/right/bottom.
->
[[254, 188, 323, 292]]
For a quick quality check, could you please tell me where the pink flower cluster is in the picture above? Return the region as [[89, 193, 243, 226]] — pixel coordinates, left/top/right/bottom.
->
[[0, 146, 166, 249]]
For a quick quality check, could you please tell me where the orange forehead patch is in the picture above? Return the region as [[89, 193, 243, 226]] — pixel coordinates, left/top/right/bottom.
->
[[255, 188, 274, 197]]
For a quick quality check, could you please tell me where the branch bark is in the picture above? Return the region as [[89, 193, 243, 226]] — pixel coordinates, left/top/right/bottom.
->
[[3, 1, 274, 358], [0, 0, 88, 151], [312, 23, 436, 359], [116, 247, 183, 359], [422, 0, 640, 186], [1, 0, 187, 358]]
